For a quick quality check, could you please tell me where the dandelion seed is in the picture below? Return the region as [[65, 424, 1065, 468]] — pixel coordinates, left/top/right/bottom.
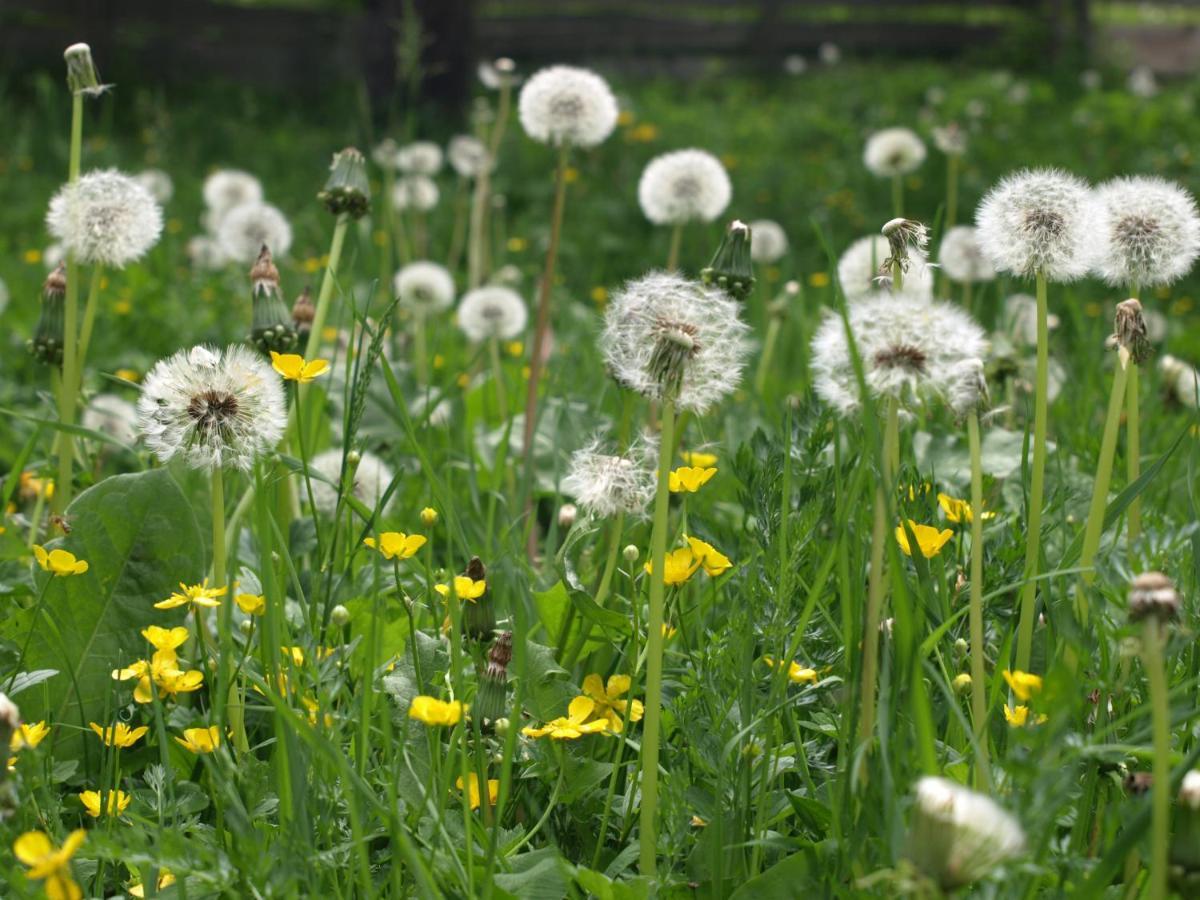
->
[[394, 261, 456, 315], [749, 219, 788, 264], [1093, 176, 1200, 288], [308, 449, 395, 518], [46, 169, 163, 268], [457, 286, 528, 342], [518, 65, 618, 148], [939, 226, 996, 284], [863, 127, 926, 178], [203, 170, 264, 220], [216, 202, 293, 264], [637, 149, 732, 226], [448, 135, 492, 178]]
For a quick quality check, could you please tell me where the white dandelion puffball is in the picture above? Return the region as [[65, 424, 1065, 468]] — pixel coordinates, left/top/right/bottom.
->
[[838, 234, 933, 302], [1003, 293, 1060, 346], [819, 42, 841, 65], [187, 235, 227, 270], [458, 286, 528, 342], [907, 777, 1025, 891], [749, 219, 788, 264], [202, 169, 264, 218], [975, 168, 1103, 281], [137, 344, 287, 472], [216, 202, 293, 264], [637, 150, 732, 226], [561, 438, 656, 518], [43, 243, 65, 270], [396, 141, 443, 176], [371, 138, 400, 170], [938, 226, 996, 284], [46, 169, 163, 268], [1128, 65, 1158, 99], [600, 272, 751, 415], [1161, 355, 1200, 408], [518, 65, 618, 148], [83, 393, 138, 445], [810, 294, 987, 416], [448, 135, 492, 178], [394, 261, 456, 314], [134, 168, 174, 205], [1092, 176, 1200, 288], [392, 176, 440, 212], [863, 128, 926, 178], [309, 449, 394, 516]]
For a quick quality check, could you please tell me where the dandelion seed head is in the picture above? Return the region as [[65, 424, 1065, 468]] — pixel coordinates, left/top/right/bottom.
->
[[46, 169, 163, 268], [600, 271, 751, 414], [1093, 176, 1200, 288], [637, 150, 732, 226], [479, 57, 518, 91], [202, 169, 264, 218], [392, 176, 440, 212], [396, 141, 443, 176], [939, 226, 996, 284], [518, 65, 618, 148], [863, 127, 926, 178], [83, 393, 138, 445], [310, 449, 394, 517], [933, 123, 967, 156], [1128, 65, 1158, 99], [838, 235, 933, 302], [975, 168, 1103, 281], [1160, 353, 1200, 408], [749, 219, 788, 264], [134, 169, 174, 205], [137, 344, 286, 472], [561, 437, 657, 518], [216, 202, 293, 265], [447, 135, 492, 178], [458, 286, 528, 342], [395, 261, 456, 314]]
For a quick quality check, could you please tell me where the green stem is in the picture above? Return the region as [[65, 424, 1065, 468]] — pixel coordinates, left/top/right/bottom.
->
[[468, 77, 513, 289], [212, 467, 239, 748], [1127, 362, 1142, 547], [1079, 360, 1130, 591], [414, 312, 428, 387], [488, 337, 508, 421], [666, 223, 683, 271], [639, 396, 676, 879], [563, 511, 625, 669], [1143, 619, 1170, 900], [946, 155, 959, 231], [755, 315, 783, 397], [966, 411, 990, 788], [75, 264, 104, 373], [891, 174, 903, 219], [1015, 270, 1049, 674], [304, 213, 350, 360]]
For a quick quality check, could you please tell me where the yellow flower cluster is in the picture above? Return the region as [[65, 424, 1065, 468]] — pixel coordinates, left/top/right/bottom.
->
[[523, 673, 643, 739], [644, 536, 733, 585], [111, 626, 204, 704]]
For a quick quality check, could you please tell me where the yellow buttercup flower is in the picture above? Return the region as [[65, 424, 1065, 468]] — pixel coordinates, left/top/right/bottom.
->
[[522, 696, 609, 740], [112, 626, 203, 704], [13, 828, 85, 899], [89, 722, 148, 749], [408, 695, 464, 726], [434, 576, 487, 601], [894, 521, 954, 558], [679, 450, 718, 468], [456, 773, 500, 810], [420, 507, 439, 526], [235, 592, 265, 615], [581, 674, 644, 733], [645, 547, 702, 585], [763, 657, 818, 685], [270, 351, 330, 383], [1002, 670, 1043, 702], [154, 580, 227, 610], [1003, 704, 1047, 727], [363, 532, 427, 560], [129, 871, 176, 897], [668, 466, 717, 493], [937, 492, 996, 525], [685, 535, 733, 576], [32, 545, 88, 576], [79, 789, 131, 818], [175, 725, 221, 754], [10, 721, 50, 751]]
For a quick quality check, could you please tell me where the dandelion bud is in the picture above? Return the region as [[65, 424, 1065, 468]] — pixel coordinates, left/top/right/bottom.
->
[[1111, 298, 1151, 368], [558, 503, 577, 528], [1128, 571, 1180, 624], [318, 147, 371, 219], [330, 604, 351, 627], [292, 286, 315, 340], [420, 507, 439, 526], [623, 545, 640, 563], [29, 263, 67, 366], [462, 557, 495, 641], [953, 672, 973, 695], [947, 358, 990, 419], [701, 220, 755, 301], [907, 776, 1025, 891], [249, 245, 298, 355], [64, 43, 106, 97], [474, 631, 512, 727]]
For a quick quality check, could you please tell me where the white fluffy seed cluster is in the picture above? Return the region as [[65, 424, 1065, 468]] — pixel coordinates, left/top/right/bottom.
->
[[810, 294, 987, 416], [938, 226, 996, 284], [907, 777, 1025, 891], [863, 127, 926, 178], [1092, 175, 1200, 288], [392, 176, 440, 212], [458, 286, 529, 342], [397, 141, 444, 176], [137, 344, 287, 472], [134, 168, 174, 205], [46, 169, 164, 268], [561, 438, 656, 518], [395, 261, 456, 314], [637, 149, 732, 226], [309, 449, 395, 517], [1161, 354, 1200, 408], [203, 170, 263, 219], [448, 135, 492, 178], [837, 234, 933, 302], [83, 393, 138, 446], [518, 65, 618, 148], [749, 219, 788, 264], [216, 202, 293, 265], [600, 272, 751, 415], [975, 168, 1102, 281]]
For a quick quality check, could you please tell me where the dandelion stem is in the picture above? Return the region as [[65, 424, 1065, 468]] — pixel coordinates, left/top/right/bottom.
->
[[1127, 362, 1142, 546], [488, 336, 508, 421], [446, 176, 470, 273], [1015, 270, 1049, 674], [966, 410, 991, 788], [469, 76, 513, 289], [1143, 618, 1171, 900], [891, 173, 904, 218], [945, 154, 959, 230], [1079, 358, 1129, 592], [75, 264, 104, 373], [639, 395, 676, 879], [414, 311, 428, 387], [304, 213, 350, 360], [755, 313, 783, 397], [666, 223, 683, 271]]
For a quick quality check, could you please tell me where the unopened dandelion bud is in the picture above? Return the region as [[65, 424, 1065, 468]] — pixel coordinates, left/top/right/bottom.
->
[[249, 245, 298, 355], [1129, 571, 1180, 624], [330, 604, 351, 627], [953, 672, 972, 695], [462, 557, 495, 641], [701, 220, 755, 301], [623, 545, 640, 563], [29, 263, 67, 366], [318, 147, 371, 219], [474, 631, 512, 726], [558, 503, 577, 528], [292, 285, 315, 339], [64, 43, 106, 97], [1112, 298, 1151, 368]]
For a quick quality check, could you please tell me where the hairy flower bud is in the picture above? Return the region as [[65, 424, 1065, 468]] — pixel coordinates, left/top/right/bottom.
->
[[64, 43, 108, 97], [29, 263, 67, 366], [1110, 298, 1152, 368], [1129, 571, 1180, 624], [701, 220, 755, 301], [249, 245, 298, 355], [474, 631, 512, 727], [462, 557, 495, 641], [292, 286, 315, 340], [318, 147, 371, 219]]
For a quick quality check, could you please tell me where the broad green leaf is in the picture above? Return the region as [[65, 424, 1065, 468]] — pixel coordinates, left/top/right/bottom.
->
[[728, 847, 818, 899]]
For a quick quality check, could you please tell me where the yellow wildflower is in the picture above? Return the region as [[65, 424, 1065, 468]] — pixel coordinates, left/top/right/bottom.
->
[[10, 721, 50, 751], [808, 272, 830, 288], [668, 466, 717, 493], [89, 722, 148, 749], [112, 626, 203, 704], [420, 507, 439, 526], [679, 450, 718, 468], [363, 532, 427, 560], [434, 576, 487, 601], [13, 829, 85, 900], [581, 674, 644, 733], [457, 773, 500, 810], [937, 492, 995, 525], [79, 789, 131, 818], [522, 696, 609, 740], [282, 646, 306, 667], [154, 580, 226, 610], [894, 521, 954, 558], [763, 657, 818, 685], [408, 695, 464, 726], [1002, 670, 1043, 702], [506, 237, 527, 253], [645, 547, 702, 585], [129, 871, 176, 897], [235, 592, 265, 615], [1004, 704, 1046, 727], [685, 536, 733, 576], [32, 546, 88, 577], [270, 351, 330, 383], [175, 726, 221, 754], [115, 368, 140, 383]]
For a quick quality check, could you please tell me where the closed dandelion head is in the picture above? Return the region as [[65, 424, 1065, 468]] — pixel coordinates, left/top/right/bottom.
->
[[391, 176, 440, 212], [518, 65, 618, 148], [749, 219, 788, 264], [448, 135, 492, 179], [310, 449, 394, 517], [863, 127, 926, 178], [216, 202, 293, 265], [946, 357, 990, 419], [396, 141, 444, 176], [479, 57, 518, 91], [975, 168, 1103, 281], [933, 122, 968, 156], [1160, 353, 1199, 408], [64, 42, 108, 96], [939, 226, 996, 284], [395, 261, 456, 315], [810, 295, 987, 417], [1093, 176, 1200, 288], [202, 170, 264, 219], [838, 235, 933, 302], [637, 149, 732, 226], [137, 344, 287, 472], [46, 169, 163, 268], [907, 776, 1025, 890], [318, 147, 370, 219], [1128, 571, 1180, 624], [600, 271, 751, 413], [561, 437, 657, 518], [458, 286, 528, 342]]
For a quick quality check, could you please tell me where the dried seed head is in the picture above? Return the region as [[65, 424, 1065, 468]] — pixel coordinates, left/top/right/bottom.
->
[[933, 122, 967, 156], [1128, 571, 1181, 624], [881, 218, 930, 276], [64, 43, 108, 97], [292, 286, 315, 337], [1111, 298, 1151, 367]]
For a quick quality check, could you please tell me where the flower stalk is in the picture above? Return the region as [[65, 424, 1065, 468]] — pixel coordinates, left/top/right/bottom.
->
[[966, 410, 990, 787]]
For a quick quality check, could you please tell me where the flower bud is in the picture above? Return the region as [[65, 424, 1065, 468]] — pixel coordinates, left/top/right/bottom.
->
[[473, 631, 512, 726], [953, 672, 972, 695], [29, 264, 67, 367], [462, 557, 495, 641], [493, 717, 510, 736], [1111, 298, 1152, 368], [239, 619, 254, 636], [1129, 571, 1180, 625], [701, 219, 755, 301], [330, 604, 351, 627], [318, 147, 371, 219], [249, 245, 298, 355], [623, 545, 640, 563], [64, 43, 107, 97], [420, 507, 439, 526], [558, 503, 577, 529], [292, 285, 315, 340], [953, 638, 969, 659]]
